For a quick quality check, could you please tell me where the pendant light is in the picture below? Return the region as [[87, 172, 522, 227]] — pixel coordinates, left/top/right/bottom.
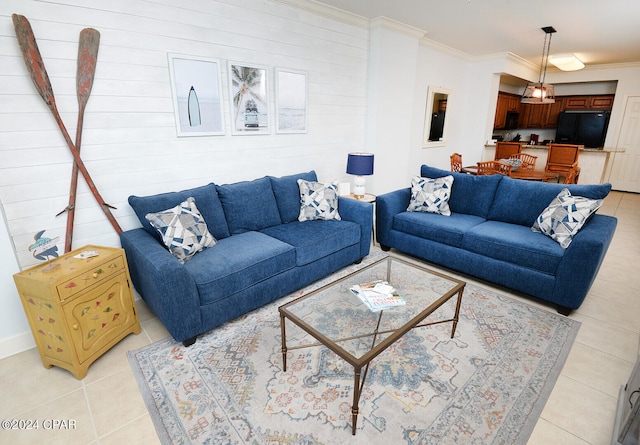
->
[[521, 26, 556, 104]]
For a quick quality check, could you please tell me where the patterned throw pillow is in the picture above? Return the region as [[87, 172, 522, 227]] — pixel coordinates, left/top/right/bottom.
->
[[532, 188, 603, 249], [407, 175, 454, 215], [297, 179, 341, 221], [500, 158, 523, 170], [145, 197, 217, 263]]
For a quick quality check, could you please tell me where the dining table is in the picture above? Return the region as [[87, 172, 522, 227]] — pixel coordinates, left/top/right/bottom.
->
[[460, 166, 559, 182]]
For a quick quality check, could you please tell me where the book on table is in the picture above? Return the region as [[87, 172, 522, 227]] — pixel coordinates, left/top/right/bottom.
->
[[349, 280, 406, 312]]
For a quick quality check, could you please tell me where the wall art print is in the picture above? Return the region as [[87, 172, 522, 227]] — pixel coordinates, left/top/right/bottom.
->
[[275, 68, 307, 133], [168, 54, 225, 137], [228, 62, 269, 135]]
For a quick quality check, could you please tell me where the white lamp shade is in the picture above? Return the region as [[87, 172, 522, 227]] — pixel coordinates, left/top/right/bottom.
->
[[521, 83, 556, 104]]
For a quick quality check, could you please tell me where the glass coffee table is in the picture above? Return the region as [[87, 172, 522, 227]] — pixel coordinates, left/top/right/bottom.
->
[[278, 256, 466, 435]]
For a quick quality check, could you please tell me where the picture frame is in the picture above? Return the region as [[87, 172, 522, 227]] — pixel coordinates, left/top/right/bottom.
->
[[167, 54, 225, 137], [228, 62, 269, 135], [275, 68, 308, 133]]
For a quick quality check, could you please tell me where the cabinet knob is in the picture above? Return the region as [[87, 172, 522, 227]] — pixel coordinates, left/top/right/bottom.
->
[[72, 324, 79, 330]]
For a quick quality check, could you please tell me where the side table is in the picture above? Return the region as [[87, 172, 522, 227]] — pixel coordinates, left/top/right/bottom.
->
[[13, 245, 141, 379], [342, 193, 376, 245]]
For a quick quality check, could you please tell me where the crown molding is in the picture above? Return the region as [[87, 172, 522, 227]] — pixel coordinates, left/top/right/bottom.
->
[[369, 16, 427, 39], [581, 61, 640, 71], [419, 37, 473, 61], [270, 0, 370, 29]]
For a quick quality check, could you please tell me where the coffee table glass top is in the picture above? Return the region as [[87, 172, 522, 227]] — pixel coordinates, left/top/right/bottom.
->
[[279, 256, 466, 366]]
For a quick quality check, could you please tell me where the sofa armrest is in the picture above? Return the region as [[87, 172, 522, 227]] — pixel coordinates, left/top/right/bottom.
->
[[376, 188, 411, 247], [338, 196, 373, 258], [552, 214, 618, 309], [120, 228, 201, 342]]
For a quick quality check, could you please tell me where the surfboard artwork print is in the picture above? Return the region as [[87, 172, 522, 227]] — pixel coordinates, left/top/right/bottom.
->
[[168, 54, 224, 136], [188, 86, 201, 126]]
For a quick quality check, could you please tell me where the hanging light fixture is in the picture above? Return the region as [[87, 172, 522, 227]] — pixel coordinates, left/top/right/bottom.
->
[[521, 26, 556, 104]]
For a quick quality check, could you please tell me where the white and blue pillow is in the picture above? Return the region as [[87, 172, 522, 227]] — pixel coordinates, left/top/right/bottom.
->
[[297, 179, 341, 221], [532, 188, 602, 248], [146, 197, 217, 263], [407, 175, 454, 216]]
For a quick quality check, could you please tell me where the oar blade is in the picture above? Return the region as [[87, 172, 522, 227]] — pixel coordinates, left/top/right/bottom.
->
[[12, 14, 56, 108], [77, 28, 100, 102]]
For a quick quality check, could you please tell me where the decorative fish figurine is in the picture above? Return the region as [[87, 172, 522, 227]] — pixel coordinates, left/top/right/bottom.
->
[[29, 230, 60, 261]]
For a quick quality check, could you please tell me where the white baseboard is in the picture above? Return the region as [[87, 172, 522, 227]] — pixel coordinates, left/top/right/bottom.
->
[[0, 331, 35, 360]]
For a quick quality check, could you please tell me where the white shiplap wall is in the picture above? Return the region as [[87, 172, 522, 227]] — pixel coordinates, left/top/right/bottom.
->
[[0, 0, 370, 271]]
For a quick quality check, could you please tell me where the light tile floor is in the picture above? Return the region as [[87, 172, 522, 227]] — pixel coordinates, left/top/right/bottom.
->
[[0, 191, 638, 445]]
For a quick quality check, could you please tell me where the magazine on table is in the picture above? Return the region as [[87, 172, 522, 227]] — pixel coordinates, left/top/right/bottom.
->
[[349, 280, 406, 312]]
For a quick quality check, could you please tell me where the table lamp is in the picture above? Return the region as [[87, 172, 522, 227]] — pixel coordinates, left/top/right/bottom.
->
[[346, 153, 374, 199]]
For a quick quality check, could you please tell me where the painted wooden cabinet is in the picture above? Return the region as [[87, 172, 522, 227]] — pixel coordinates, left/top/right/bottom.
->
[[13, 245, 141, 379]]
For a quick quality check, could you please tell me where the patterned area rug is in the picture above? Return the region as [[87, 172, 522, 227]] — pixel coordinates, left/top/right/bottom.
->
[[128, 251, 580, 445]]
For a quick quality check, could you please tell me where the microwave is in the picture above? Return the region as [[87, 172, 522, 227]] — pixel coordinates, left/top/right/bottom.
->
[[505, 111, 519, 130]]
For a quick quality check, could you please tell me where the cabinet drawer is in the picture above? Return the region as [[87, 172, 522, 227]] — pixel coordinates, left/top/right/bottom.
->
[[56, 256, 126, 301]]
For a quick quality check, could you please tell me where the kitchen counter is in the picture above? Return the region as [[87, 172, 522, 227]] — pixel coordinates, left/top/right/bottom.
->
[[485, 144, 624, 153], [483, 144, 624, 184]]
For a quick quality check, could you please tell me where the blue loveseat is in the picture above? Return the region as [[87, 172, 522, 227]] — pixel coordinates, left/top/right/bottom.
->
[[376, 164, 617, 315], [120, 171, 372, 345]]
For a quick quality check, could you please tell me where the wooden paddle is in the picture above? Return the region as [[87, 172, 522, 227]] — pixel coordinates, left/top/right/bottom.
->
[[12, 14, 122, 237], [57, 28, 101, 252]]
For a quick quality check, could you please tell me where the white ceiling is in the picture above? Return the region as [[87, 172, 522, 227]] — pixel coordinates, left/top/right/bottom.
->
[[314, 0, 640, 67]]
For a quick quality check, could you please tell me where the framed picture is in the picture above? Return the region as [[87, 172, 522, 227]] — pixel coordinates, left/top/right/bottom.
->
[[228, 62, 269, 135], [275, 68, 307, 133], [167, 54, 225, 137]]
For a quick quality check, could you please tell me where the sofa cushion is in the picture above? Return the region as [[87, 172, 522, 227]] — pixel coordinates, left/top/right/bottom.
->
[[145, 197, 217, 263], [420, 165, 502, 218], [217, 177, 282, 234], [129, 183, 230, 241], [393, 211, 486, 248], [269, 171, 318, 223], [261, 220, 360, 266], [487, 177, 611, 227], [297, 179, 341, 221], [462, 220, 564, 275], [407, 175, 454, 215], [532, 188, 603, 248], [184, 231, 296, 305]]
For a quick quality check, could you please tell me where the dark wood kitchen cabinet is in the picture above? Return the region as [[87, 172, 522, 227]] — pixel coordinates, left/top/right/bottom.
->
[[494, 94, 614, 130], [494, 92, 521, 129], [520, 98, 565, 129], [564, 95, 614, 110]]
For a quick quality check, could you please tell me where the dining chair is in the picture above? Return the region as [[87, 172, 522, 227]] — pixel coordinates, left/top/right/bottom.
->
[[509, 152, 538, 170], [477, 160, 512, 176], [450, 152, 463, 172], [545, 144, 582, 178], [563, 162, 581, 184], [495, 141, 524, 160]]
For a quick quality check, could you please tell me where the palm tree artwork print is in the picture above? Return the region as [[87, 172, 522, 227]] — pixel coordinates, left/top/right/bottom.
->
[[229, 64, 268, 133]]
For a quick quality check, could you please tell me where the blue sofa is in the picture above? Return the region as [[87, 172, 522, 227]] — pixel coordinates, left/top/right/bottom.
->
[[376, 164, 617, 315], [120, 171, 372, 345]]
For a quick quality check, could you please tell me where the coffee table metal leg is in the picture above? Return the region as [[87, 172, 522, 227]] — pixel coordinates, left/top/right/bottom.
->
[[352, 367, 362, 435], [451, 288, 464, 338], [280, 313, 288, 372]]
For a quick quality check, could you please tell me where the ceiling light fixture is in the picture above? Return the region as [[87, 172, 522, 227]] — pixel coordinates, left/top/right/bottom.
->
[[549, 53, 585, 71], [521, 26, 556, 104]]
